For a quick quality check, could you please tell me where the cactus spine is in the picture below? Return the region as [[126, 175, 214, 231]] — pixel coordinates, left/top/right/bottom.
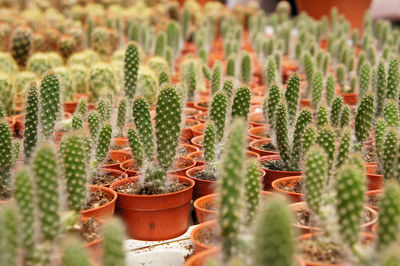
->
[[376, 60, 387, 117], [116, 99, 127, 136], [128, 128, 143, 168], [132, 97, 154, 160], [330, 96, 343, 128], [124, 42, 139, 99], [231, 86, 251, 121], [23, 82, 39, 162], [355, 93, 374, 145], [387, 57, 399, 101], [40, 71, 61, 138], [95, 124, 112, 165], [240, 52, 251, 84], [210, 92, 228, 141], [244, 158, 260, 224], [285, 74, 300, 125], [103, 218, 126, 266]]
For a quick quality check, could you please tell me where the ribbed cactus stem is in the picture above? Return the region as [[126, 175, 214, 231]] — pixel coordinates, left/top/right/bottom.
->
[[336, 64, 346, 89], [291, 108, 313, 167], [275, 102, 291, 170], [376, 60, 387, 117], [128, 128, 143, 167], [0, 203, 18, 266], [312, 71, 323, 109], [76, 98, 87, 117], [316, 126, 335, 172], [116, 99, 127, 136], [154, 31, 166, 57], [226, 55, 235, 77], [330, 96, 343, 128], [186, 62, 196, 101], [240, 52, 251, 84], [23, 82, 38, 162], [336, 128, 351, 168], [72, 114, 83, 130], [359, 61, 371, 99], [40, 71, 61, 138], [62, 238, 91, 266], [285, 74, 300, 124], [303, 52, 314, 95], [222, 78, 234, 103], [211, 61, 222, 95], [219, 119, 246, 260], [132, 97, 154, 161], [124, 42, 139, 99], [95, 123, 112, 164], [387, 57, 399, 101], [383, 128, 398, 180], [340, 105, 351, 128], [253, 196, 294, 266], [32, 144, 60, 241], [355, 93, 375, 144], [210, 92, 227, 141], [98, 99, 111, 123], [317, 104, 329, 129], [325, 74, 335, 106], [244, 158, 261, 224], [61, 134, 88, 211], [265, 84, 281, 133], [376, 181, 400, 251], [204, 123, 215, 166], [103, 218, 126, 266], [88, 111, 100, 141], [384, 100, 399, 127], [264, 56, 276, 87], [231, 86, 251, 121], [375, 118, 386, 164], [0, 121, 12, 198], [166, 22, 180, 57]]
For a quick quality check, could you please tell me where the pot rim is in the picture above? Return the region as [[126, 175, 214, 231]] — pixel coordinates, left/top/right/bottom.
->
[[193, 193, 219, 216], [120, 156, 196, 173], [80, 185, 117, 215], [259, 155, 303, 175], [190, 219, 220, 251], [271, 176, 303, 196]]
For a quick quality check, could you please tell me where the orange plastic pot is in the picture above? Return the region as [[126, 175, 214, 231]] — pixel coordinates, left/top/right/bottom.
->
[[194, 194, 218, 224], [248, 112, 266, 127], [80, 185, 117, 221], [63, 101, 78, 113], [110, 175, 194, 240], [365, 162, 377, 174], [260, 155, 302, 190], [94, 168, 128, 187], [366, 173, 383, 190], [194, 112, 208, 123], [112, 137, 129, 149], [179, 143, 200, 157], [271, 176, 303, 203], [190, 219, 219, 253], [191, 135, 204, 149], [185, 248, 221, 266], [250, 138, 278, 157], [184, 107, 200, 120], [182, 119, 201, 142], [102, 150, 131, 171], [186, 165, 217, 200], [193, 100, 209, 112], [366, 189, 382, 211], [188, 150, 260, 167], [342, 92, 358, 106], [248, 125, 269, 141], [300, 98, 312, 108], [191, 123, 206, 137]]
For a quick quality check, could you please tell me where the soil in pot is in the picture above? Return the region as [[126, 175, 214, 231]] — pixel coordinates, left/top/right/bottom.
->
[[259, 142, 277, 152], [194, 224, 221, 248], [277, 179, 303, 194], [262, 159, 290, 171], [114, 177, 190, 195], [362, 143, 377, 164], [300, 238, 346, 265], [83, 189, 111, 210], [193, 169, 217, 181], [71, 217, 102, 243], [367, 193, 381, 210]]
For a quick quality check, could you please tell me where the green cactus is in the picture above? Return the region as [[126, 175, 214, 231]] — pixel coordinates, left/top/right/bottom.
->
[[226, 55, 235, 77], [336, 157, 366, 247], [103, 218, 126, 266], [186, 62, 196, 101], [23, 82, 39, 162], [0, 203, 18, 266], [304, 146, 327, 215], [275, 102, 291, 169], [159, 71, 170, 86], [11, 26, 32, 67], [136, 66, 159, 106], [91, 27, 112, 56], [303, 125, 316, 156], [291, 108, 313, 166], [222, 78, 234, 103], [325, 74, 335, 106], [98, 99, 112, 123], [13, 167, 35, 263], [132, 97, 154, 161], [231, 86, 251, 121], [336, 64, 346, 90], [166, 21, 180, 57], [312, 71, 323, 109], [253, 195, 294, 266], [72, 114, 83, 130], [330, 96, 343, 128], [355, 93, 375, 144], [265, 84, 281, 133], [285, 74, 300, 125], [0, 121, 12, 199], [240, 52, 251, 84], [27, 53, 55, 76], [264, 56, 276, 87], [32, 144, 60, 241], [317, 104, 329, 129], [76, 98, 87, 117], [340, 105, 351, 128], [204, 123, 216, 165], [210, 92, 227, 141], [244, 158, 260, 224], [88, 110, 100, 141], [39, 71, 60, 138], [219, 119, 246, 260], [376, 181, 400, 251], [202, 64, 211, 80], [61, 134, 88, 211], [128, 128, 143, 168], [95, 123, 112, 164], [384, 100, 399, 127], [376, 60, 387, 117], [154, 31, 166, 57], [62, 238, 91, 266], [359, 61, 371, 99], [69, 64, 88, 94], [376, 118, 387, 164], [303, 52, 314, 95], [116, 99, 127, 136], [316, 126, 335, 172], [336, 128, 351, 168], [387, 57, 399, 101], [0, 74, 14, 116], [124, 42, 139, 99], [383, 128, 398, 180], [88, 63, 117, 101], [54, 66, 75, 102], [155, 86, 182, 171], [211, 61, 222, 95]]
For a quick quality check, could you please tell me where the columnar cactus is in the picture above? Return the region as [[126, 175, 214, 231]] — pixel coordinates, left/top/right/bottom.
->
[[317, 104, 329, 129], [128, 128, 143, 168], [244, 158, 260, 224], [11, 26, 32, 67], [132, 97, 154, 160], [124, 42, 139, 99], [383, 128, 398, 180], [303, 52, 314, 94], [336, 157, 366, 247], [95, 123, 112, 165], [340, 105, 351, 128], [303, 125, 316, 155], [330, 96, 343, 127], [55, 66, 75, 102], [32, 144, 60, 241], [285, 74, 300, 125], [116, 99, 127, 136], [240, 52, 251, 84], [384, 100, 399, 127], [355, 93, 375, 144], [231, 86, 251, 121], [186, 62, 196, 101], [27, 53, 55, 76], [336, 128, 351, 168], [23, 82, 38, 162], [211, 61, 222, 95], [376, 118, 387, 163], [376, 181, 400, 251], [72, 114, 83, 130], [312, 71, 323, 109], [226, 55, 235, 77], [336, 64, 346, 89], [103, 218, 126, 266], [0, 203, 18, 266], [222, 78, 234, 103], [0, 74, 14, 116], [88, 110, 100, 141], [40, 71, 60, 138], [386, 57, 399, 101], [316, 126, 335, 171], [166, 21, 180, 56], [325, 74, 335, 106], [0, 121, 12, 198], [61, 134, 88, 211], [275, 102, 291, 168], [376, 60, 387, 117], [204, 123, 215, 165], [210, 91, 228, 141], [98, 99, 111, 123], [76, 98, 87, 117], [359, 61, 371, 99], [265, 84, 281, 133], [219, 119, 246, 260], [62, 238, 91, 266], [253, 196, 294, 266], [264, 56, 276, 87], [154, 31, 166, 57], [291, 108, 313, 166]]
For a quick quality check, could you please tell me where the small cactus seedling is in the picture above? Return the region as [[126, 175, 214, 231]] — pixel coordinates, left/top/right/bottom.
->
[[0, 121, 12, 198], [103, 218, 126, 266], [231, 86, 251, 121], [376, 60, 387, 117], [62, 238, 91, 266], [132, 97, 154, 161], [116, 99, 127, 136], [39, 71, 61, 138], [244, 158, 261, 224], [23, 82, 39, 162], [384, 100, 399, 127], [330, 96, 343, 128], [240, 52, 251, 84], [128, 128, 143, 168], [76, 98, 88, 117], [11, 26, 32, 67], [316, 126, 335, 172], [124, 42, 139, 99], [222, 78, 234, 103], [166, 22, 180, 57], [359, 61, 371, 99], [159, 71, 170, 86], [340, 105, 351, 128], [253, 196, 294, 266], [88, 110, 100, 141], [383, 128, 398, 180], [312, 71, 323, 109], [210, 92, 228, 141], [285, 74, 300, 125], [264, 56, 276, 87], [211, 61, 222, 95], [386, 57, 399, 101], [0, 203, 18, 266], [98, 99, 112, 123], [95, 123, 112, 165], [355, 93, 374, 145]]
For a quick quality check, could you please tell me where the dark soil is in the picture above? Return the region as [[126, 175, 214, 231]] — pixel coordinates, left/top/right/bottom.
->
[[184, 121, 198, 128], [168, 159, 193, 172], [277, 179, 303, 193], [126, 160, 141, 171], [195, 226, 220, 247], [362, 144, 377, 163], [259, 142, 276, 151], [104, 157, 125, 165], [109, 143, 128, 150], [91, 172, 122, 186], [193, 170, 217, 181], [261, 160, 286, 171], [204, 199, 218, 211], [367, 194, 381, 208], [301, 238, 344, 264], [74, 217, 102, 243], [114, 179, 190, 195], [83, 189, 111, 210], [198, 102, 208, 108]]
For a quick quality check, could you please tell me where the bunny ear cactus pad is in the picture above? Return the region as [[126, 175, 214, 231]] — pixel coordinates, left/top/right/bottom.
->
[[210, 92, 228, 141], [39, 71, 61, 138], [124, 42, 139, 99], [355, 93, 374, 145], [253, 196, 294, 266], [231, 86, 251, 121], [133, 97, 154, 161], [219, 119, 246, 260], [60, 134, 88, 211], [376, 181, 400, 251], [244, 158, 261, 224], [0, 121, 12, 198], [95, 123, 112, 164], [23, 82, 39, 162], [336, 156, 366, 247], [285, 74, 300, 125], [155, 86, 182, 171], [32, 144, 60, 241], [128, 128, 143, 168], [103, 218, 126, 266]]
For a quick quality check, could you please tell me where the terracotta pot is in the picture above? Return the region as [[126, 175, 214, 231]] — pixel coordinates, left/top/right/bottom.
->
[[300, 98, 312, 108], [179, 143, 200, 157], [190, 219, 219, 253], [194, 112, 208, 123], [194, 194, 218, 224], [365, 162, 377, 174], [271, 176, 303, 203], [290, 202, 378, 234], [112, 137, 129, 149], [260, 155, 302, 190], [366, 173, 383, 190], [341, 92, 358, 106], [191, 135, 204, 149], [188, 150, 260, 167], [82, 218, 103, 261], [185, 247, 221, 266], [6, 116, 16, 135], [366, 189, 382, 211], [251, 85, 266, 97], [182, 119, 201, 141], [80, 185, 117, 221], [110, 175, 194, 240], [102, 150, 131, 171], [248, 112, 266, 127], [248, 125, 269, 141], [186, 165, 217, 200], [191, 123, 206, 137], [249, 138, 278, 157], [184, 107, 200, 120], [193, 100, 209, 112], [64, 101, 78, 113], [250, 96, 264, 106]]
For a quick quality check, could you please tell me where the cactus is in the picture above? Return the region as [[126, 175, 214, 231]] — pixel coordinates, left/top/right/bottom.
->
[[132, 97, 154, 161], [336, 64, 346, 89], [340, 105, 351, 128], [0, 74, 14, 116], [128, 128, 143, 168], [95, 124, 112, 165], [219, 119, 246, 260], [226, 55, 235, 77], [72, 114, 83, 130], [222, 78, 234, 103], [11, 26, 32, 67], [27, 53, 55, 76], [154, 32, 166, 57], [316, 126, 335, 172], [204, 123, 216, 165], [317, 104, 329, 129], [210, 92, 228, 141], [330, 96, 343, 127], [69, 64, 88, 94], [384, 100, 399, 127], [275, 102, 291, 169], [312, 71, 323, 109], [88, 110, 100, 141], [39, 71, 60, 138], [98, 99, 111, 123], [159, 71, 170, 86], [291, 108, 313, 166], [54, 66, 75, 102], [166, 21, 180, 57], [88, 63, 117, 101], [240, 52, 251, 84], [116, 99, 127, 136], [336, 157, 366, 247], [32, 144, 60, 241], [103, 218, 126, 266], [62, 238, 91, 266], [136, 66, 159, 106], [91, 27, 112, 56], [23, 82, 39, 162], [359, 61, 371, 99], [59, 35, 76, 60], [265, 84, 281, 133], [211, 61, 222, 95], [0, 203, 18, 266], [303, 52, 314, 94], [376, 181, 400, 251], [387, 57, 399, 101], [253, 196, 294, 266], [61, 134, 88, 211], [0, 121, 12, 198], [76, 98, 87, 117], [325, 74, 335, 106], [303, 125, 316, 155], [383, 128, 398, 180], [304, 146, 327, 215], [336, 128, 351, 168], [376, 60, 387, 117], [244, 158, 261, 224], [202, 64, 211, 80], [285, 74, 300, 125], [264, 56, 276, 87], [355, 93, 375, 144], [231, 86, 251, 121], [186, 62, 196, 101], [376, 118, 387, 164]]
